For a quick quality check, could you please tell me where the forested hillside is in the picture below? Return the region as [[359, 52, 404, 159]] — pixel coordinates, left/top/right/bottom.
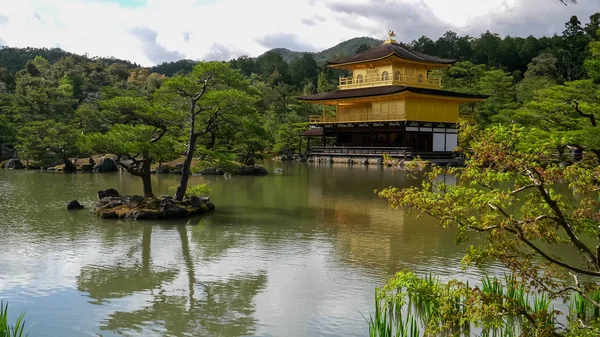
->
[[0, 12, 599, 166]]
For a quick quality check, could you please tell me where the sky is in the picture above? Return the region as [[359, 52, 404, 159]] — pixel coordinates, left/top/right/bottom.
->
[[0, 0, 597, 66]]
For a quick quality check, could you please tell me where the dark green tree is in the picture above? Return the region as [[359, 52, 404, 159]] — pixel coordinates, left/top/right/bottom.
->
[[255, 51, 288, 83], [288, 54, 319, 88], [81, 96, 180, 197], [160, 62, 255, 201]]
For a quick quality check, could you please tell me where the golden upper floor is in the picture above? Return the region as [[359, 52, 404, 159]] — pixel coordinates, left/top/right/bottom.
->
[[328, 32, 454, 91], [338, 63, 441, 90]]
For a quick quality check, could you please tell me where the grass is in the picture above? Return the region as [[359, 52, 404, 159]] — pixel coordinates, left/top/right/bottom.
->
[[0, 302, 28, 337], [571, 290, 600, 323], [367, 273, 566, 337]]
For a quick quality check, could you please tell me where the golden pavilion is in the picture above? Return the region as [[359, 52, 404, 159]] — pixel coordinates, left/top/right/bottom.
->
[[297, 31, 487, 159]]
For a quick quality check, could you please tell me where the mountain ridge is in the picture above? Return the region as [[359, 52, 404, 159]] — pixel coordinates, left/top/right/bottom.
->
[[0, 36, 385, 77], [260, 36, 383, 63]]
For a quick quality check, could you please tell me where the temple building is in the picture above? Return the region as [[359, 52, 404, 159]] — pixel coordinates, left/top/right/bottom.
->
[[297, 31, 488, 160]]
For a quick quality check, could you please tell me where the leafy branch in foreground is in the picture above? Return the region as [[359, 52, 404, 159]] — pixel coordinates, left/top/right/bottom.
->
[[377, 124, 600, 336]]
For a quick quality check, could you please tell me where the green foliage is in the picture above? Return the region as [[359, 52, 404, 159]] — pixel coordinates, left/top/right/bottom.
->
[[378, 123, 600, 336], [515, 76, 556, 104], [585, 31, 600, 81], [524, 53, 559, 79], [475, 69, 518, 124], [169, 183, 212, 197], [16, 120, 80, 163], [82, 124, 179, 163], [191, 148, 239, 174], [501, 79, 600, 154], [151, 59, 197, 77], [256, 51, 288, 83], [288, 54, 319, 89], [186, 184, 212, 197], [0, 302, 27, 337], [273, 123, 308, 157]]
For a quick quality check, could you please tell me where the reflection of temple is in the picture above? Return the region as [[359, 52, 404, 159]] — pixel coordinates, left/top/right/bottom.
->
[[303, 166, 461, 274], [298, 31, 487, 160]]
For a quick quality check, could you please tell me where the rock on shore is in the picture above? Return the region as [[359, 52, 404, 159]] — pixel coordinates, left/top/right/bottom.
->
[[200, 165, 268, 176], [92, 189, 215, 220]]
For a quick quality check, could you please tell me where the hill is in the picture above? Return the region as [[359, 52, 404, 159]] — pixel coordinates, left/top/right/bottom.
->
[[0, 46, 138, 74], [262, 37, 383, 63]]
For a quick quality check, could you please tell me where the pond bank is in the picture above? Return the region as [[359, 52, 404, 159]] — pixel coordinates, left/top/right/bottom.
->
[[1, 154, 269, 175]]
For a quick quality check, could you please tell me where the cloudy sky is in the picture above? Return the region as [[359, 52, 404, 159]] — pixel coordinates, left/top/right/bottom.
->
[[0, 0, 597, 66]]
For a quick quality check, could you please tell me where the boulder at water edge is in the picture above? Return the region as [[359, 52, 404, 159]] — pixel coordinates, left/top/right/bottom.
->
[[5, 159, 24, 169], [156, 164, 170, 174], [79, 163, 94, 172], [93, 158, 118, 172], [97, 188, 120, 200], [67, 200, 85, 210]]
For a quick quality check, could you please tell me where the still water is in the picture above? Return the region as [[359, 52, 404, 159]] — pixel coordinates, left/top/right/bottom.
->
[[0, 162, 504, 337]]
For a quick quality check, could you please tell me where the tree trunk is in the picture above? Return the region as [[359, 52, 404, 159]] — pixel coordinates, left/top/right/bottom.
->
[[206, 131, 216, 150], [141, 158, 154, 198], [174, 118, 198, 201]]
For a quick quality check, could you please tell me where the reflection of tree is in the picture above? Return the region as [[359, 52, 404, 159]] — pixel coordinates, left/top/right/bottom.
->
[[188, 220, 242, 261], [78, 224, 267, 336], [77, 226, 178, 304], [102, 271, 267, 336]]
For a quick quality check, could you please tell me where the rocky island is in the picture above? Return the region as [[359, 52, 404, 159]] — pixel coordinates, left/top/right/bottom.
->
[[92, 188, 215, 220]]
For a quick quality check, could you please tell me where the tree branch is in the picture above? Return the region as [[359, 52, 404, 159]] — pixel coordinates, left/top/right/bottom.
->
[[571, 100, 597, 127], [193, 107, 223, 138], [569, 273, 600, 309], [192, 76, 212, 103], [526, 167, 599, 269], [488, 203, 512, 219], [151, 127, 167, 143], [511, 185, 536, 195], [511, 226, 600, 277]]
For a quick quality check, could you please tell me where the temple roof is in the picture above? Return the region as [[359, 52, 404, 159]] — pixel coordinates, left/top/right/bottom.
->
[[327, 42, 455, 66], [296, 86, 489, 101]]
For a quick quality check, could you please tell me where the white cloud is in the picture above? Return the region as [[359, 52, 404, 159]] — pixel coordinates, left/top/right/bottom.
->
[[0, 0, 595, 66]]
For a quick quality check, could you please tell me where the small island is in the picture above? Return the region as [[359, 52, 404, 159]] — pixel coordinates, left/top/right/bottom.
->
[[93, 188, 214, 220]]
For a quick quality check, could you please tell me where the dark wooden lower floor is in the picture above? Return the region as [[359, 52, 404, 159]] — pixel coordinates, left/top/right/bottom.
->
[[302, 122, 459, 154], [308, 145, 457, 160]]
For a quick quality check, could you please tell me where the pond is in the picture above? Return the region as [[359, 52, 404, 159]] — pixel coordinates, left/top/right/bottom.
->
[[0, 162, 506, 337]]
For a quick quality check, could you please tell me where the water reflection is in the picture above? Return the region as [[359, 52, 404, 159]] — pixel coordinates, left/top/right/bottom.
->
[[77, 227, 179, 305], [0, 163, 505, 337]]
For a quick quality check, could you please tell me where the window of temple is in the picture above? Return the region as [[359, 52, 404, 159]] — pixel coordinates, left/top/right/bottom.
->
[[357, 74, 364, 83], [366, 68, 378, 80], [381, 71, 389, 81], [418, 74, 424, 83], [394, 71, 401, 81]]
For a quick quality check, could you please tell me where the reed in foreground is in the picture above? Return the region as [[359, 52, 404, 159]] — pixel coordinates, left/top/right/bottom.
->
[[0, 302, 28, 337]]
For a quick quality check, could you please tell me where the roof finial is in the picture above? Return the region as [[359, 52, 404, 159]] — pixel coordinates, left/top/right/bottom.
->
[[384, 30, 397, 44]]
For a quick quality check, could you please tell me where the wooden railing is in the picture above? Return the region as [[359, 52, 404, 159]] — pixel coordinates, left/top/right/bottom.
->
[[309, 111, 406, 124], [339, 75, 441, 90], [310, 146, 411, 157], [309, 146, 459, 160]]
